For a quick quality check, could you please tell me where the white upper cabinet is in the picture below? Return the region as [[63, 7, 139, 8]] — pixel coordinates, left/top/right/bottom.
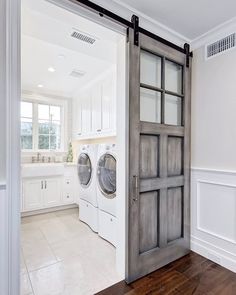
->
[[72, 69, 116, 140], [91, 84, 102, 133], [101, 77, 112, 132], [72, 97, 82, 138], [81, 92, 92, 135]]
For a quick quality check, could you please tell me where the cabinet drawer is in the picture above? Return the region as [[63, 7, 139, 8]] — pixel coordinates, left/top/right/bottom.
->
[[64, 178, 74, 189], [63, 191, 74, 204]]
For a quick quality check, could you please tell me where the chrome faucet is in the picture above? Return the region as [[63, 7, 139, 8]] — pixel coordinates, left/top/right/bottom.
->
[[37, 152, 41, 162]]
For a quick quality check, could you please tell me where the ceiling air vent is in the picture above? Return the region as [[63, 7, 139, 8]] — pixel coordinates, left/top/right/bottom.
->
[[206, 33, 236, 59], [71, 29, 96, 45], [69, 69, 86, 78]]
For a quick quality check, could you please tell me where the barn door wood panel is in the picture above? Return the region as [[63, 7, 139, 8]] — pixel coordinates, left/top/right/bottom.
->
[[127, 28, 191, 283]]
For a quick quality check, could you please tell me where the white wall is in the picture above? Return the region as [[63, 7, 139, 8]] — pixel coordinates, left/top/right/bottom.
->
[[0, 0, 6, 184], [191, 44, 236, 272], [192, 46, 236, 170]]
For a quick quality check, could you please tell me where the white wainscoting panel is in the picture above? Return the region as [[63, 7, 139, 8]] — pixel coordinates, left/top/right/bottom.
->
[[0, 187, 8, 294], [191, 168, 236, 273]]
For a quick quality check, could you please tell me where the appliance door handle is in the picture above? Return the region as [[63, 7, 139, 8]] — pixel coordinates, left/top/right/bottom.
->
[[41, 181, 43, 189], [45, 180, 47, 189], [132, 175, 139, 202]]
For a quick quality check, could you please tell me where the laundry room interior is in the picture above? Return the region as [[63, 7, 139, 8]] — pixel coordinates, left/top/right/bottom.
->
[[20, 0, 127, 294]]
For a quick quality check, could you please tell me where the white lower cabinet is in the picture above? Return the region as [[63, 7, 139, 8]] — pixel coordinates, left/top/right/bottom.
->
[[23, 179, 44, 211], [63, 178, 75, 204], [43, 178, 62, 208], [22, 177, 62, 212]]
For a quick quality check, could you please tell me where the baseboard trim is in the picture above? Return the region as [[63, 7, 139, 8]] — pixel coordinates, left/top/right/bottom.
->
[[191, 236, 236, 273], [21, 203, 78, 217], [191, 167, 236, 176]]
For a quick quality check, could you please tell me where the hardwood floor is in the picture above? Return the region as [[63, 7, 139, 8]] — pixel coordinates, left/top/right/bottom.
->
[[96, 252, 236, 295]]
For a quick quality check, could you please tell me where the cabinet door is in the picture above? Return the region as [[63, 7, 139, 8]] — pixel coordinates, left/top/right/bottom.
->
[[91, 85, 102, 133], [44, 178, 62, 208], [81, 92, 92, 135], [23, 179, 43, 211], [101, 78, 112, 132], [72, 97, 82, 139]]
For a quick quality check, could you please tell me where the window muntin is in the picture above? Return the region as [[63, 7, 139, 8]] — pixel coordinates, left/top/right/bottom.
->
[[21, 102, 33, 150], [20, 100, 63, 151], [140, 50, 184, 126], [38, 104, 61, 150]]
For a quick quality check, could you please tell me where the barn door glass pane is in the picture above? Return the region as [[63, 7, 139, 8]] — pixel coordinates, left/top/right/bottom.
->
[[140, 88, 161, 123], [140, 51, 161, 88], [165, 60, 183, 94], [165, 94, 182, 126]]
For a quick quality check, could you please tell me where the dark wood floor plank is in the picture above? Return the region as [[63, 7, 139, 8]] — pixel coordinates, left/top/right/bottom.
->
[[96, 253, 236, 295], [96, 281, 133, 295]]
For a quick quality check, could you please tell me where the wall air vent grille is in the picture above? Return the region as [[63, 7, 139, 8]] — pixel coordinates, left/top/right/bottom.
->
[[206, 33, 236, 59], [71, 29, 96, 45], [69, 69, 86, 78]]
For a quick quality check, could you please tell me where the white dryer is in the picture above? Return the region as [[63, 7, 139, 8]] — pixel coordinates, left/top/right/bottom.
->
[[77, 144, 98, 232], [96, 143, 117, 246]]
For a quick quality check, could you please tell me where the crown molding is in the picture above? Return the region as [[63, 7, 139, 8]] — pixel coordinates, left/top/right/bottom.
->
[[92, 0, 190, 46], [191, 17, 236, 50]]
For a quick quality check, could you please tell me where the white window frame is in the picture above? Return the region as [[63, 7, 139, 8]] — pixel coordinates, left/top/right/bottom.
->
[[21, 93, 68, 153]]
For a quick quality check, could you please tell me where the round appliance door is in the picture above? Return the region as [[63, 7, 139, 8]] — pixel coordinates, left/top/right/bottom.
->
[[97, 153, 116, 199], [77, 153, 92, 187]]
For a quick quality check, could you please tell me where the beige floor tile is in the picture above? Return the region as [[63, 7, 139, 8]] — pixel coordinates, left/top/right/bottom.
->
[[21, 228, 45, 245], [22, 238, 58, 272], [29, 259, 99, 295], [21, 250, 28, 275], [21, 209, 121, 295], [54, 208, 79, 218], [50, 228, 99, 261], [21, 273, 33, 295], [40, 216, 91, 245]]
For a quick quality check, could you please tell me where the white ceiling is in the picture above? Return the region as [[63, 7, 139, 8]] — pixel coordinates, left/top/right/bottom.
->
[[114, 0, 236, 40], [21, 0, 121, 97]]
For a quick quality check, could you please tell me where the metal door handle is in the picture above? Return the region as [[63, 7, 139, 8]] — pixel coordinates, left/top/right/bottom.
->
[[133, 175, 139, 202], [45, 181, 47, 189], [41, 181, 43, 189]]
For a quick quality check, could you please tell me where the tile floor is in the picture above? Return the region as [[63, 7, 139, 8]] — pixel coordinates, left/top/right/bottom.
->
[[21, 208, 122, 295]]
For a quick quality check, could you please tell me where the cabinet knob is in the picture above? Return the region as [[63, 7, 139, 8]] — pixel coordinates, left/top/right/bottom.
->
[[67, 195, 70, 198], [97, 129, 101, 132], [78, 133, 82, 136]]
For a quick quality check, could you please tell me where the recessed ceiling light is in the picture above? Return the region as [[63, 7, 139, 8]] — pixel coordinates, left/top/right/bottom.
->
[[37, 84, 44, 88], [48, 67, 55, 73], [58, 54, 65, 59]]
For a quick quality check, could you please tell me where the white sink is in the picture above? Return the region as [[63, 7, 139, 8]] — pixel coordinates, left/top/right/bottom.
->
[[21, 163, 64, 178]]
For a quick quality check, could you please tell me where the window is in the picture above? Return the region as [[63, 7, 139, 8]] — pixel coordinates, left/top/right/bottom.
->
[[21, 100, 64, 151], [21, 102, 33, 149]]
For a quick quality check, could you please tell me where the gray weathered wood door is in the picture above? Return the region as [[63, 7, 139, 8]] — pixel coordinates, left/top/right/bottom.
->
[[127, 28, 191, 283]]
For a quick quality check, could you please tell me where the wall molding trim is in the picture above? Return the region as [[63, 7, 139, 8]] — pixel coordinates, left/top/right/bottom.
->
[[84, 0, 189, 46], [191, 17, 236, 50], [191, 236, 236, 273], [191, 166, 236, 176], [191, 168, 236, 273]]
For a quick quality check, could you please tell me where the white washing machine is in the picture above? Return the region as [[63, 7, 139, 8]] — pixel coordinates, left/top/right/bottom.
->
[[77, 144, 98, 232], [96, 143, 117, 246]]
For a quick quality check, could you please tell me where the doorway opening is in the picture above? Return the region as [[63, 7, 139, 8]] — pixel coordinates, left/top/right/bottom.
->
[[20, 0, 127, 294]]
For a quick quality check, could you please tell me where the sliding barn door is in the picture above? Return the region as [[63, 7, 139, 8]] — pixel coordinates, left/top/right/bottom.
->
[[127, 29, 191, 283]]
